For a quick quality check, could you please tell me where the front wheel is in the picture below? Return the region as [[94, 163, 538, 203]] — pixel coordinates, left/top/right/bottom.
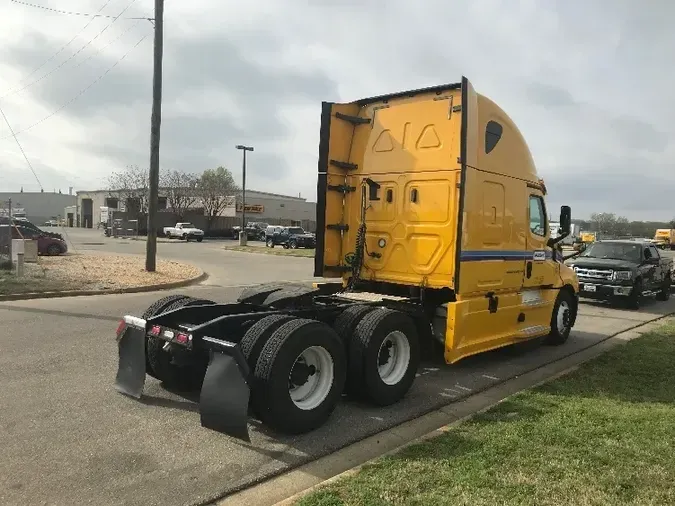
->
[[288, 240, 298, 249], [266, 238, 274, 248], [626, 279, 643, 310], [544, 289, 576, 345], [196, 236, 203, 243]]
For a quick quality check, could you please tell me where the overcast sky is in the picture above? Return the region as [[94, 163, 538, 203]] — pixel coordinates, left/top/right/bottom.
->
[[0, 0, 673, 221]]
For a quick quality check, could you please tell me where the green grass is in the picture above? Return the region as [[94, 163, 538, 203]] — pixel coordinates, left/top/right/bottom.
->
[[223, 245, 315, 257], [296, 322, 675, 506]]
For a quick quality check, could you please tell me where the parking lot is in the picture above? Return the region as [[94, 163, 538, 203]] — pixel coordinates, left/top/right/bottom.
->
[[1, 241, 674, 506]]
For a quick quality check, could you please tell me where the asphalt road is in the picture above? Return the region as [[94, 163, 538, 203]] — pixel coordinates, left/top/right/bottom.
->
[[1, 234, 674, 506]]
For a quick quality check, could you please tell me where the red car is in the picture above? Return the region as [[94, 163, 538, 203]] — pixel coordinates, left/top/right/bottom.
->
[[11, 224, 68, 256]]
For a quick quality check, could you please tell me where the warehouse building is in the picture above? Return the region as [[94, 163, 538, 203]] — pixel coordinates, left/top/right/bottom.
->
[[0, 191, 76, 225], [70, 188, 316, 230]]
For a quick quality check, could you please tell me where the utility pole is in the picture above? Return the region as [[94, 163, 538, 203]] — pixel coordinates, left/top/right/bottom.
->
[[146, 0, 164, 272], [235, 144, 254, 246]]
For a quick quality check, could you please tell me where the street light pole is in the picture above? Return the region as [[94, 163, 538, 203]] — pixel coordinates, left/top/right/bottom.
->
[[235, 144, 253, 246]]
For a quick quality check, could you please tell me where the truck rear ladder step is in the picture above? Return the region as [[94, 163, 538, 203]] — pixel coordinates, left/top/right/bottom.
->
[[324, 265, 351, 273], [329, 159, 358, 171], [327, 223, 349, 231], [327, 184, 356, 193], [335, 112, 371, 125]]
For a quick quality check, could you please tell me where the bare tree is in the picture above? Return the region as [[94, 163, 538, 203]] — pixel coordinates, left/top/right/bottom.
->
[[105, 165, 150, 214], [197, 166, 239, 230], [670, 218, 675, 229], [160, 169, 199, 220]]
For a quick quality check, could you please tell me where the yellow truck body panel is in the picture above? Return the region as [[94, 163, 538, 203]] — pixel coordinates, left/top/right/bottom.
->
[[315, 77, 578, 363], [654, 229, 674, 246]]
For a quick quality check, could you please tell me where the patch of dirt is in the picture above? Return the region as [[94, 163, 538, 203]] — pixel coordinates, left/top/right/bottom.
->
[[1, 254, 202, 294]]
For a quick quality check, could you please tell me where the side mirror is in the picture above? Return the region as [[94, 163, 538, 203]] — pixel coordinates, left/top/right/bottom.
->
[[559, 205, 571, 236]]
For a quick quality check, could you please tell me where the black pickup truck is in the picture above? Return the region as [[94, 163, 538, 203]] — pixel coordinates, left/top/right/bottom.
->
[[566, 239, 672, 309]]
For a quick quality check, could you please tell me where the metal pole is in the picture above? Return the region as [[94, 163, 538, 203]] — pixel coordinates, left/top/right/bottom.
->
[[8, 198, 12, 220], [242, 149, 247, 231], [146, 0, 164, 272], [235, 145, 253, 246]]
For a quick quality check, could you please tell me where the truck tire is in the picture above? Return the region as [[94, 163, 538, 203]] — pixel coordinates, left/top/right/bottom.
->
[[266, 238, 274, 248], [142, 295, 191, 375], [333, 305, 377, 353], [348, 308, 420, 406], [544, 289, 575, 345], [626, 278, 643, 310], [240, 314, 296, 369], [252, 318, 347, 434], [196, 237, 203, 243], [147, 297, 216, 388], [656, 274, 671, 301]]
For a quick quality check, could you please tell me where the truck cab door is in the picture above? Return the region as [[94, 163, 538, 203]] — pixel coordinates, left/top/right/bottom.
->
[[522, 192, 556, 290]]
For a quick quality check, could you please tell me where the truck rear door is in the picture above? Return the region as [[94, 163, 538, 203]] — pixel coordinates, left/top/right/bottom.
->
[[314, 82, 464, 289]]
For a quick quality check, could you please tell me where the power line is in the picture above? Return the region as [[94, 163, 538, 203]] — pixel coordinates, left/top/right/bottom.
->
[[0, 103, 44, 190], [9, 0, 152, 20], [0, 32, 151, 141], [1, 0, 140, 99], [7, 0, 115, 89]]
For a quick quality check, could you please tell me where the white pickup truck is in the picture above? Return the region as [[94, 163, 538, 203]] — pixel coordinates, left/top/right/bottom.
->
[[163, 222, 204, 242]]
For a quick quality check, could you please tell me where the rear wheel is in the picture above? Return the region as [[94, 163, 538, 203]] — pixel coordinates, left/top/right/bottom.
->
[[544, 289, 575, 345], [196, 237, 203, 243], [266, 238, 274, 248], [142, 295, 191, 375], [348, 308, 420, 406], [240, 314, 296, 369], [288, 239, 298, 249], [146, 297, 216, 389], [252, 319, 346, 434], [656, 274, 671, 301]]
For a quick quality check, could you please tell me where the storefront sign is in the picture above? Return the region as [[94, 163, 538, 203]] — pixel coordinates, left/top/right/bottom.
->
[[236, 203, 264, 213]]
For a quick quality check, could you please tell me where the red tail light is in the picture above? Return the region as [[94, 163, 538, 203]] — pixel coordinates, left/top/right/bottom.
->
[[116, 320, 126, 335], [176, 333, 189, 344], [150, 325, 161, 336]]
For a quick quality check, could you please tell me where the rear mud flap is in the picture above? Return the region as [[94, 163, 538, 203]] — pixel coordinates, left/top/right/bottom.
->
[[200, 351, 251, 442], [115, 325, 147, 398]]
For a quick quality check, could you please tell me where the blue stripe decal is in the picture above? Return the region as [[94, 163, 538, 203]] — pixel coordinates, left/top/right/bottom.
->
[[460, 250, 553, 261]]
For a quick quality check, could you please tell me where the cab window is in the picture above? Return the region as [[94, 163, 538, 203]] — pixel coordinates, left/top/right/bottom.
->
[[528, 195, 546, 236]]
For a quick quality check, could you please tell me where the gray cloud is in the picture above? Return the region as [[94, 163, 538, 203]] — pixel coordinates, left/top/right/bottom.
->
[[1, 0, 674, 221]]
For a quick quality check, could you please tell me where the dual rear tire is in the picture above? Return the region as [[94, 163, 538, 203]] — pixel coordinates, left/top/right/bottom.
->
[[237, 306, 420, 434]]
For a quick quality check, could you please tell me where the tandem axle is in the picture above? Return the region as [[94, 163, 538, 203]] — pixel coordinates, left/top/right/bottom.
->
[[114, 283, 425, 441]]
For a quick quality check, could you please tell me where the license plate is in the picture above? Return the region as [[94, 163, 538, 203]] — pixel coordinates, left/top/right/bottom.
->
[[583, 284, 597, 292]]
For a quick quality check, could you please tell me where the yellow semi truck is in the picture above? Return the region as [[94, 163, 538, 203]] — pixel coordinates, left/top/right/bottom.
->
[[653, 229, 675, 250], [115, 77, 580, 441]]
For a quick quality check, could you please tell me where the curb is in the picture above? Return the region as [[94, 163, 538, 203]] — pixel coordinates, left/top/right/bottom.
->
[[223, 247, 315, 259], [0, 270, 208, 302], [212, 313, 673, 506]]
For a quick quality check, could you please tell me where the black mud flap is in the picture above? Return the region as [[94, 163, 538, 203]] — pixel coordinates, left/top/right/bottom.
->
[[115, 323, 147, 399], [199, 350, 251, 442]]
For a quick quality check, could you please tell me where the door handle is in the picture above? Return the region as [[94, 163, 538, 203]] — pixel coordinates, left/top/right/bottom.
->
[[526, 261, 532, 279]]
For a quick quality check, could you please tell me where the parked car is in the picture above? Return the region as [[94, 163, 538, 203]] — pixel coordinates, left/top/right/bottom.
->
[[163, 223, 204, 242], [566, 239, 672, 309], [11, 224, 68, 256], [265, 226, 316, 249]]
